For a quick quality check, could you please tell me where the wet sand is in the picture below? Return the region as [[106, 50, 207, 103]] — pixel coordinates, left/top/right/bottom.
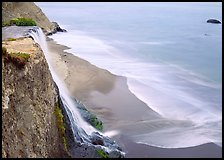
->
[[46, 38, 222, 158], [120, 135, 222, 158]]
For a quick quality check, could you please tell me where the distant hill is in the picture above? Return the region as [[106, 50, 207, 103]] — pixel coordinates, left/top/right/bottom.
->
[[2, 2, 56, 34]]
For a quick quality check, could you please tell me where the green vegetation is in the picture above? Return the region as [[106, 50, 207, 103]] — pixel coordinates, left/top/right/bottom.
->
[[96, 149, 109, 158], [54, 103, 67, 151], [2, 17, 37, 27], [2, 21, 11, 27], [78, 102, 104, 131], [7, 38, 17, 41], [10, 52, 30, 61], [8, 52, 30, 68], [2, 47, 7, 56], [10, 18, 37, 26], [89, 114, 103, 131], [2, 47, 30, 68], [62, 137, 68, 152]]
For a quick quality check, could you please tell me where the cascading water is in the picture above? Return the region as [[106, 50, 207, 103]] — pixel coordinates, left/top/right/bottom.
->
[[28, 27, 96, 136], [27, 26, 124, 157]]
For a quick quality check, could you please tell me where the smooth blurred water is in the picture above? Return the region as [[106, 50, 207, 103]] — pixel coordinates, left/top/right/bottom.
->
[[36, 2, 222, 83], [36, 2, 222, 148]]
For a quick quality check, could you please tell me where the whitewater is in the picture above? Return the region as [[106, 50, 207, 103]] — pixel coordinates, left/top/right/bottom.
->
[[37, 2, 222, 149], [49, 30, 222, 148]]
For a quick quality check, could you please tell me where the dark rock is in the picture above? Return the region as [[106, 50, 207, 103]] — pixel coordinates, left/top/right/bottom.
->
[[57, 89, 77, 149], [76, 101, 103, 131], [109, 150, 124, 158], [207, 19, 221, 24], [91, 132, 104, 146], [57, 96, 124, 158], [52, 22, 67, 32], [46, 22, 67, 36], [46, 32, 53, 36]]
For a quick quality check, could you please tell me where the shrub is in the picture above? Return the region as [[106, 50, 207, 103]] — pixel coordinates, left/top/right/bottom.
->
[[7, 38, 17, 41], [2, 47, 7, 56], [3, 50, 30, 68], [10, 18, 37, 26], [90, 114, 103, 131], [2, 21, 11, 27], [96, 149, 109, 158], [2, 18, 37, 27], [77, 102, 104, 131], [16, 18, 36, 26], [62, 137, 68, 151], [10, 52, 30, 62], [54, 103, 67, 151], [54, 105, 66, 136]]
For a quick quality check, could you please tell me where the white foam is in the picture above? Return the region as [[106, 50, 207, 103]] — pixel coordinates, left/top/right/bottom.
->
[[139, 41, 175, 45], [29, 27, 97, 136], [103, 130, 120, 138], [50, 29, 222, 148]]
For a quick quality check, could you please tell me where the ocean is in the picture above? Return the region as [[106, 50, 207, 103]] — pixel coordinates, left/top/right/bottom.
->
[[36, 2, 222, 149]]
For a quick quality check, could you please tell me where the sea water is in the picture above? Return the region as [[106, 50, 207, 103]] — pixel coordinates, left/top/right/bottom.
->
[[36, 2, 222, 148]]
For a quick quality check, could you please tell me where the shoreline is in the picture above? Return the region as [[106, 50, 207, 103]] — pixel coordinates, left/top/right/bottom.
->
[[120, 135, 222, 158], [46, 38, 222, 158]]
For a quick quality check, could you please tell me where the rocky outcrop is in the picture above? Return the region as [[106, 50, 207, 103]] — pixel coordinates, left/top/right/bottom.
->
[[207, 19, 221, 24], [2, 38, 69, 158], [76, 99, 103, 131], [2, 25, 124, 158], [59, 97, 124, 158], [46, 22, 67, 36], [2, 2, 66, 35]]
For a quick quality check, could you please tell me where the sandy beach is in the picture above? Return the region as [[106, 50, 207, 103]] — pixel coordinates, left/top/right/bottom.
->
[[46, 39, 222, 158]]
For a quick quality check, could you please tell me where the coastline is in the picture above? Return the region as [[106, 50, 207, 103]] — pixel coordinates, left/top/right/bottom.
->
[[46, 38, 222, 158]]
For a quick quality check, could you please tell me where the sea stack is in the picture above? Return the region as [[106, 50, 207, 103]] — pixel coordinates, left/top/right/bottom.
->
[[207, 19, 221, 24]]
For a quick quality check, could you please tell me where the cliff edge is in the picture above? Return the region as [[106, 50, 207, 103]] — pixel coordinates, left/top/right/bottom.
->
[[2, 38, 69, 158], [2, 2, 124, 158]]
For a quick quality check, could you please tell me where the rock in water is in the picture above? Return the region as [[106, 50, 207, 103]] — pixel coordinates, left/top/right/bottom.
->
[[207, 19, 221, 24], [91, 132, 105, 145], [46, 22, 67, 36]]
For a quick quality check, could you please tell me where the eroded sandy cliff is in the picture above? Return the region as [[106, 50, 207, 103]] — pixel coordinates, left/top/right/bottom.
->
[[2, 38, 69, 158]]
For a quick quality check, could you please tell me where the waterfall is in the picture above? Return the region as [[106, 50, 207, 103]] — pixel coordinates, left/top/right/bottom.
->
[[28, 27, 97, 138], [27, 27, 125, 158]]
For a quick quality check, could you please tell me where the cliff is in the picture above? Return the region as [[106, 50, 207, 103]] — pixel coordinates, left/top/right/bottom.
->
[[2, 2, 64, 35], [2, 38, 69, 158], [2, 2, 124, 158]]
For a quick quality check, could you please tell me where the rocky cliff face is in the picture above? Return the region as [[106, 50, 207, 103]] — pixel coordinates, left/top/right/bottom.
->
[[2, 2, 124, 158], [2, 2, 62, 35], [2, 38, 69, 158]]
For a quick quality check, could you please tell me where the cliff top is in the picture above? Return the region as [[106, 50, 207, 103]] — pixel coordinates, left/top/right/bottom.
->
[[2, 38, 38, 58], [2, 2, 55, 34]]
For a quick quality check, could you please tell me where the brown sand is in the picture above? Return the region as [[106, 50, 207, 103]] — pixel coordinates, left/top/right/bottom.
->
[[46, 39, 222, 158], [47, 39, 161, 130]]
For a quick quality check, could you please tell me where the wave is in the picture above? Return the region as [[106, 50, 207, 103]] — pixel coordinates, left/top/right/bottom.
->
[[139, 41, 176, 45], [49, 29, 222, 148]]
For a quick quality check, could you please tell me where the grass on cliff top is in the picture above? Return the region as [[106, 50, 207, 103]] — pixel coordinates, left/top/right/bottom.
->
[[9, 52, 30, 61], [6, 38, 17, 41], [54, 104, 68, 151], [2, 47, 30, 68], [2, 17, 37, 27]]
